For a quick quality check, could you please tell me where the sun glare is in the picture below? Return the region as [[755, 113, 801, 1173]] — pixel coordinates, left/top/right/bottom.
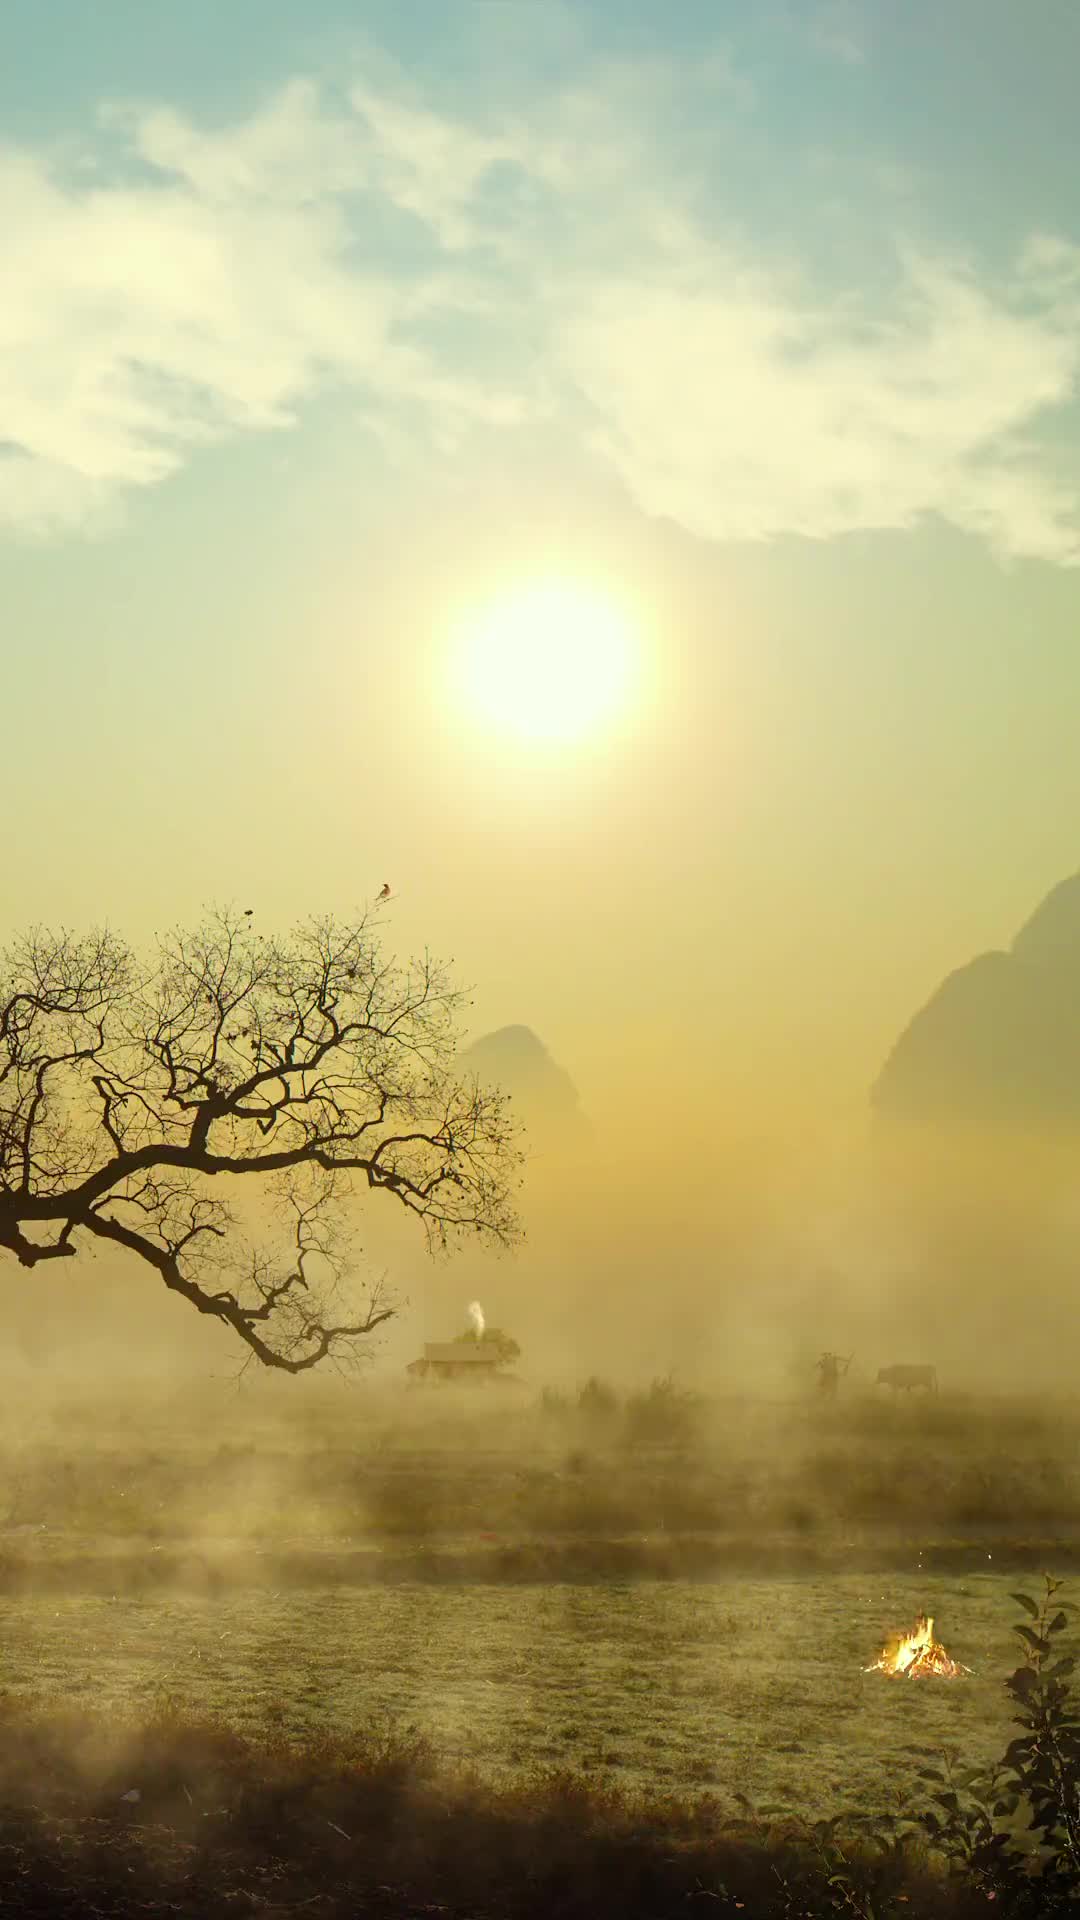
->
[[454, 579, 640, 744]]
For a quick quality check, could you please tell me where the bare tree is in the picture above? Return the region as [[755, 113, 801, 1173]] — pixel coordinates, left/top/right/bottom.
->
[[0, 909, 521, 1372]]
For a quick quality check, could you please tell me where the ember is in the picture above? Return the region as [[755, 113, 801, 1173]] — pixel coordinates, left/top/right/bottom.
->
[[864, 1615, 972, 1679]]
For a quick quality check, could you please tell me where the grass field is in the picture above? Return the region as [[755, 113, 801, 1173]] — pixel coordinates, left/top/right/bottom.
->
[[1, 1380, 1078, 1825], [5, 1378, 1080, 1547], [0, 1572, 1026, 1822], [1, 1381, 1077, 1913]]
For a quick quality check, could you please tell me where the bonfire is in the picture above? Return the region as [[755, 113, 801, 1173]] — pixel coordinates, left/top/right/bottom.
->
[[864, 1615, 972, 1679]]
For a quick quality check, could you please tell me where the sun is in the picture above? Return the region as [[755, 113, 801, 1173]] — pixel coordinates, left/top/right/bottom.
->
[[453, 579, 640, 744]]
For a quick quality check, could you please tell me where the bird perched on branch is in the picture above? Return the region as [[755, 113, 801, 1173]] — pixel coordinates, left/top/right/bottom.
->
[[377, 883, 391, 902]]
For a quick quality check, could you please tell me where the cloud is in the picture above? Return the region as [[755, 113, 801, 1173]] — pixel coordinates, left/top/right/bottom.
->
[[2, 57, 1080, 563], [555, 247, 1080, 562], [0, 81, 533, 535], [807, 0, 868, 67]]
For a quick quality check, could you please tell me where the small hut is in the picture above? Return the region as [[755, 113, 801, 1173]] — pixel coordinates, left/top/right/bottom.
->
[[407, 1340, 504, 1383], [407, 1312, 521, 1384]]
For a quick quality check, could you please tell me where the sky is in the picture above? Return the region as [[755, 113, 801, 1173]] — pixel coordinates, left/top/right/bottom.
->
[[4, 1, 1080, 1376]]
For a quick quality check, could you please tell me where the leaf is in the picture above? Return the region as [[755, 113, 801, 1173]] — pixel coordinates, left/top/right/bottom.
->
[[1047, 1611, 1069, 1636], [1015, 1626, 1052, 1657], [1011, 1593, 1041, 1619]]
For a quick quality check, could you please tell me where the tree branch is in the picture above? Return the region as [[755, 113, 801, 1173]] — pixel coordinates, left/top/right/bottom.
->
[[0, 908, 523, 1370]]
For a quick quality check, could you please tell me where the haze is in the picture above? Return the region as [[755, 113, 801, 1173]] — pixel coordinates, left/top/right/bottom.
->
[[5, 1, 1080, 1390], [9, 13, 1080, 1915]]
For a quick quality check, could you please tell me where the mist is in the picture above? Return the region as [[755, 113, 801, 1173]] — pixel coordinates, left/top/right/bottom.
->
[[7, 0, 1080, 1908]]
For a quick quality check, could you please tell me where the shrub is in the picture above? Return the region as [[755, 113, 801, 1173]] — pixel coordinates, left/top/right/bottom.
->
[[577, 1377, 620, 1424], [538, 1386, 569, 1418], [623, 1377, 702, 1449]]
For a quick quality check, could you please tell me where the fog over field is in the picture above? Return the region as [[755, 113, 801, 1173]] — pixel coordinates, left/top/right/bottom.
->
[[10, 946, 1080, 1400], [6, 0, 1080, 1911]]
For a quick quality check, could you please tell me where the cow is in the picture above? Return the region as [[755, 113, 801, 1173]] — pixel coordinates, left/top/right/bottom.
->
[[876, 1364, 938, 1395]]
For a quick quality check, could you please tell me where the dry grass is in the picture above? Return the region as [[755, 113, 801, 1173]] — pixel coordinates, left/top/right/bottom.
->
[[0, 1696, 1019, 1918], [4, 1382, 1080, 1549]]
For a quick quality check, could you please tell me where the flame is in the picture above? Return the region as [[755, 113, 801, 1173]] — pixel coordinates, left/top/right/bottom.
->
[[864, 1615, 972, 1679]]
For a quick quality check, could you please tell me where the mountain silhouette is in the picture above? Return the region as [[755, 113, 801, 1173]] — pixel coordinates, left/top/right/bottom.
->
[[872, 871, 1080, 1129], [459, 1025, 587, 1144]]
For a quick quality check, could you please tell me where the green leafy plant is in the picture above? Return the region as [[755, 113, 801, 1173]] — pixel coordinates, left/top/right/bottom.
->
[[906, 1744, 1020, 1900], [807, 1814, 879, 1919], [903, 1574, 1080, 1911], [1000, 1576, 1080, 1896]]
